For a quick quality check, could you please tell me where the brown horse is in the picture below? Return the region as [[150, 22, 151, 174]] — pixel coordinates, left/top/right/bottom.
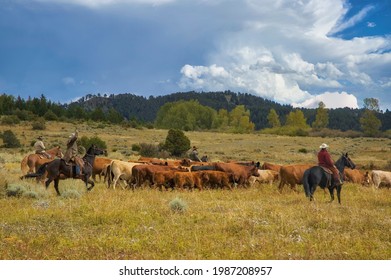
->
[[22, 145, 105, 196], [20, 146, 63, 175]]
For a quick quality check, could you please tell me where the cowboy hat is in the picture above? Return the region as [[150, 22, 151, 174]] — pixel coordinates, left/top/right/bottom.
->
[[319, 143, 329, 149]]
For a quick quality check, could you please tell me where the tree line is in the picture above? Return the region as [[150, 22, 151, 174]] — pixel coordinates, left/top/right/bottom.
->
[[0, 92, 390, 137]]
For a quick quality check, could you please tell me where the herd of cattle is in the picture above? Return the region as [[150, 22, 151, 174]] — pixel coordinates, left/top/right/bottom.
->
[[90, 156, 391, 191]]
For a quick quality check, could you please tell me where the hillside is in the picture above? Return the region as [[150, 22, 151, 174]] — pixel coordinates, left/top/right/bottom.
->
[[71, 91, 391, 131]]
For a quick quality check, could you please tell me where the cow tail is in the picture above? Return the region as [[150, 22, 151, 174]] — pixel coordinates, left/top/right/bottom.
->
[[302, 169, 311, 198], [105, 163, 112, 188]]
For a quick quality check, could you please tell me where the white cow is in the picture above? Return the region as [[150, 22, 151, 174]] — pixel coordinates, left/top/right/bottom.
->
[[370, 170, 391, 188], [248, 169, 279, 187], [108, 160, 143, 190]]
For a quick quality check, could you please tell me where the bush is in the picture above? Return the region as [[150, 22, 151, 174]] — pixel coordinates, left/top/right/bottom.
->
[[169, 197, 188, 213], [131, 143, 141, 152], [32, 117, 46, 130], [163, 129, 191, 157], [1, 115, 20, 125], [79, 135, 107, 150], [43, 110, 58, 121], [61, 189, 81, 199], [139, 143, 160, 157], [6, 184, 26, 197], [1, 130, 21, 148]]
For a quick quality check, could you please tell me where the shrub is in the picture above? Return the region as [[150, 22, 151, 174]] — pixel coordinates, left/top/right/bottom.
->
[[43, 110, 58, 121], [298, 148, 308, 153], [32, 118, 46, 130], [6, 184, 26, 197], [61, 189, 81, 199], [169, 197, 188, 213], [79, 135, 107, 150], [163, 129, 191, 157], [1, 130, 21, 148], [131, 143, 141, 152], [139, 143, 160, 157], [1, 115, 20, 125]]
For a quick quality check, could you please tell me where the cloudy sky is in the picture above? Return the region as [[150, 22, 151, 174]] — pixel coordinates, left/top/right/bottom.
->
[[1, 0, 390, 110]]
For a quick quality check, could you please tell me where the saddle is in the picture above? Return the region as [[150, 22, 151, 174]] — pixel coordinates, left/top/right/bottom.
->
[[63, 157, 85, 178], [319, 166, 342, 187], [319, 166, 333, 174]]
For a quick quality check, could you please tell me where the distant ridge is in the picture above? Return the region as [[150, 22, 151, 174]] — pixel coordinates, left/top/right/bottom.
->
[[71, 91, 391, 131]]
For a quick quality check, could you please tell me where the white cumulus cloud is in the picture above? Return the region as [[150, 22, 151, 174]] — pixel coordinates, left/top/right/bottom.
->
[[292, 91, 359, 109], [177, 0, 391, 109]]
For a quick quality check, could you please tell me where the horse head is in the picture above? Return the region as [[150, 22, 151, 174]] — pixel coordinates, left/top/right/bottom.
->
[[86, 145, 105, 156], [342, 152, 356, 169]]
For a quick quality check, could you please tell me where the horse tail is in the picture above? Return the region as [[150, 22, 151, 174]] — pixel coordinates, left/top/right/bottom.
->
[[20, 155, 29, 175], [20, 162, 48, 180], [302, 168, 311, 198]]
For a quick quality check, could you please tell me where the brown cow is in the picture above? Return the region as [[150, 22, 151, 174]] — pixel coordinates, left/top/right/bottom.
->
[[213, 162, 260, 187], [344, 168, 367, 185], [92, 157, 113, 182], [174, 172, 203, 191], [278, 164, 314, 192], [152, 170, 177, 191], [261, 162, 282, 172], [198, 170, 232, 190], [132, 164, 184, 188]]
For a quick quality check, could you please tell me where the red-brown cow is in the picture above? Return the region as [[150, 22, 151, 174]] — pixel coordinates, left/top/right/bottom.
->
[[278, 164, 314, 192], [213, 162, 260, 187], [92, 157, 113, 182], [198, 170, 232, 190], [261, 162, 282, 172], [152, 170, 177, 191], [344, 168, 367, 185], [174, 171, 203, 191], [132, 164, 184, 188]]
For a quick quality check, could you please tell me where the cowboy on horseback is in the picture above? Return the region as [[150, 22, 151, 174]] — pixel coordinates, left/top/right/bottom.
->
[[63, 130, 84, 176], [318, 143, 342, 186], [34, 136, 52, 159]]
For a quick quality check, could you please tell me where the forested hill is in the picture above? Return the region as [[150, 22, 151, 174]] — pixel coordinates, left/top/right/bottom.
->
[[73, 91, 292, 130], [72, 91, 391, 131]]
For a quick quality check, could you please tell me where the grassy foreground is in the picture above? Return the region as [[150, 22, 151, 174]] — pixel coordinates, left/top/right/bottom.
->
[[0, 121, 390, 259]]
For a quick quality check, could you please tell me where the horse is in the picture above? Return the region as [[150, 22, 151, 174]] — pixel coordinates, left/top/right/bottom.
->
[[302, 153, 356, 204], [22, 145, 105, 196], [20, 146, 63, 175]]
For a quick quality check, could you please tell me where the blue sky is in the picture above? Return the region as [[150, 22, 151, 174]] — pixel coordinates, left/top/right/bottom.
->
[[0, 0, 390, 110]]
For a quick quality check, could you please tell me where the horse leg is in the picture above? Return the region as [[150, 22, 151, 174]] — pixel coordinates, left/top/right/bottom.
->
[[328, 186, 335, 203], [336, 185, 342, 204], [87, 179, 95, 191], [54, 178, 61, 196]]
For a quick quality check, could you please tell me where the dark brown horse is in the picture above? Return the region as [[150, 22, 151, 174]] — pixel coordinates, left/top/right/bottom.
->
[[20, 146, 63, 174], [23, 145, 105, 196]]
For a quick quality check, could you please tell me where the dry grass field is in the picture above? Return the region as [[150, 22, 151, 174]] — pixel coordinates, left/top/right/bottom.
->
[[0, 121, 390, 260]]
